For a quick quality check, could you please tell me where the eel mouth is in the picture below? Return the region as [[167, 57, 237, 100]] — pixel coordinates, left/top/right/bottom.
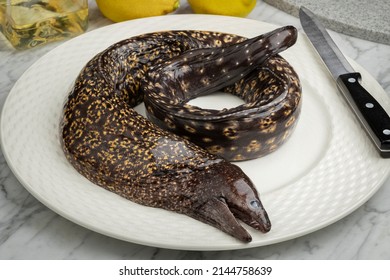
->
[[191, 195, 271, 243], [187, 161, 272, 243], [229, 201, 272, 234]]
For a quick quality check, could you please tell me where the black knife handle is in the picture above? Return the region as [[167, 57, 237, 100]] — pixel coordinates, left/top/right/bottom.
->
[[337, 72, 390, 158]]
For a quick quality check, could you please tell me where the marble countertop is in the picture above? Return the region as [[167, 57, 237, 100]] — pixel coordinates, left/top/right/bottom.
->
[[1, 0, 390, 260], [264, 0, 390, 44]]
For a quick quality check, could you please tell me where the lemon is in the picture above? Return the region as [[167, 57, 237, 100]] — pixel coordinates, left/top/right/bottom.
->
[[187, 0, 256, 17], [95, 0, 180, 22]]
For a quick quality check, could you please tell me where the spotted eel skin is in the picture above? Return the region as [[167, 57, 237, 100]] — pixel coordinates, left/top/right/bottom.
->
[[143, 27, 301, 161], [61, 27, 298, 242]]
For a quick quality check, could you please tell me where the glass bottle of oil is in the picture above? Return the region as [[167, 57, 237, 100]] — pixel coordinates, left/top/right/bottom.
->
[[0, 0, 88, 49]]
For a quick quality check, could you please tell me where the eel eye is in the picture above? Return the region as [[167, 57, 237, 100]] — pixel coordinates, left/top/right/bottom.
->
[[250, 200, 261, 208]]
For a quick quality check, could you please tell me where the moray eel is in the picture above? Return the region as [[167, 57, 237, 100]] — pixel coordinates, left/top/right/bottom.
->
[[143, 27, 301, 161], [60, 27, 298, 242]]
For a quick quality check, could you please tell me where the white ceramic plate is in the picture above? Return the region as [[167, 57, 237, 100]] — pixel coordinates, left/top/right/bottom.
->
[[1, 15, 390, 250]]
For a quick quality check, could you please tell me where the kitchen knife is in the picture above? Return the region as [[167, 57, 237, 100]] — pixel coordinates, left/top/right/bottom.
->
[[299, 6, 390, 158]]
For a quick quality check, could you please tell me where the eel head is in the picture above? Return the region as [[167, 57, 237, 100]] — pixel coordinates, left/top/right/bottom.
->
[[190, 161, 271, 242]]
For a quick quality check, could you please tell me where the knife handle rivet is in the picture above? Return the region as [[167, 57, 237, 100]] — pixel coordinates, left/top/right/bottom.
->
[[348, 78, 356, 83], [365, 103, 374, 109], [383, 129, 390, 135]]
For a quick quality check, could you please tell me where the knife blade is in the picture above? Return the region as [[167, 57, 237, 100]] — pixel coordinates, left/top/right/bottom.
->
[[299, 6, 390, 158]]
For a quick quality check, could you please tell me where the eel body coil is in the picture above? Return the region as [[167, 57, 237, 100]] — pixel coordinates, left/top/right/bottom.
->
[[60, 27, 299, 242], [143, 27, 301, 161]]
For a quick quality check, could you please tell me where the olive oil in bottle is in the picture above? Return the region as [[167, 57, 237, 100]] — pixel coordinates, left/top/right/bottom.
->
[[0, 0, 88, 49]]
